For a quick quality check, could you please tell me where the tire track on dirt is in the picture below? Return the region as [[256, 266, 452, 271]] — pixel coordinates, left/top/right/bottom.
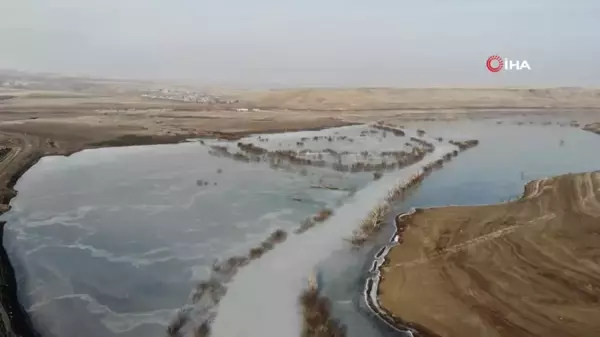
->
[[392, 213, 556, 269]]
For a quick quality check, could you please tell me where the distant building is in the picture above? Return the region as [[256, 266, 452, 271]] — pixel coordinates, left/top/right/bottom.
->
[[140, 88, 232, 104]]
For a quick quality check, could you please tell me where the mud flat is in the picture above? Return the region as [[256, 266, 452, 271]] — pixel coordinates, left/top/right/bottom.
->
[[377, 171, 600, 337]]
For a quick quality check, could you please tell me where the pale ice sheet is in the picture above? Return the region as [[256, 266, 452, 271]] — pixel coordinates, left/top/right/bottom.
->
[[1, 125, 428, 337], [2, 141, 352, 337], [211, 144, 456, 337]]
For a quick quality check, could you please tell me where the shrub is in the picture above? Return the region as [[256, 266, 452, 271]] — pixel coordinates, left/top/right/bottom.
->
[[300, 289, 347, 337], [314, 209, 333, 222], [194, 322, 211, 337]]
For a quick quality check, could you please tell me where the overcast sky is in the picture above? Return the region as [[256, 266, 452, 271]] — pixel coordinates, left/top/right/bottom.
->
[[1, 0, 599, 88]]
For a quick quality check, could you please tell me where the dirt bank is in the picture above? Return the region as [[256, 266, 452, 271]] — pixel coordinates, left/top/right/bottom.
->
[[237, 88, 600, 111], [378, 171, 600, 337]]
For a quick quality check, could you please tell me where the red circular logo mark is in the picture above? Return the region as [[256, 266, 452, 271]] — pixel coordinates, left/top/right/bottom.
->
[[486, 55, 503, 72]]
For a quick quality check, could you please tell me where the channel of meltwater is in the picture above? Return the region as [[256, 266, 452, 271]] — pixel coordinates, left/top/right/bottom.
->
[[211, 144, 456, 337]]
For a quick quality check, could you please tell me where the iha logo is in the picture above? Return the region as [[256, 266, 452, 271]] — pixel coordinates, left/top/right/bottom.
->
[[486, 55, 531, 72]]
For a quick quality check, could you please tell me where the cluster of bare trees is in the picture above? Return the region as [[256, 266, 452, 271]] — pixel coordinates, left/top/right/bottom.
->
[[351, 203, 389, 246], [350, 138, 480, 247], [409, 137, 435, 152], [167, 229, 288, 337], [211, 141, 433, 174], [332, 148, 428, 173], [168, 204, 341, 336], [372, 123, 406, 137], [299, 288, 347, 337], [449, 139, 479, 151], [295, 208, 335, 234], [237, 142, 268, 155]]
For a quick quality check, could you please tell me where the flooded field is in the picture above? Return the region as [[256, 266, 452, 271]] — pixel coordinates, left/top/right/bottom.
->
[[0, 124, 451, 337], [317, 118, 600, 337], [2, 117, 599, 337]]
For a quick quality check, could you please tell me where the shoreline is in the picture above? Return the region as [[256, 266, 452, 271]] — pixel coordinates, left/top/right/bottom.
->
[[0, 152, 45, 337], [361, 137, 482, 337], [363, 182, 537, 336], [0, 221, 40, 337], [372, 171, 600, 336], [364, 207, 444, 337]]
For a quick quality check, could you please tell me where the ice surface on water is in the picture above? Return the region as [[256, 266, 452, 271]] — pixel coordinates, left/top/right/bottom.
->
[[211, 119, 600, 337], [210, 144, 456, 337], [2, 144, 344, 337], [8, 120, 599, 337], [1, 125, 425, 337]]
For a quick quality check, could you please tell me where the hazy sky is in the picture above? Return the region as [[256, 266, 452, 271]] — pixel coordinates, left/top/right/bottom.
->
[[1, 0, 599, 87]]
